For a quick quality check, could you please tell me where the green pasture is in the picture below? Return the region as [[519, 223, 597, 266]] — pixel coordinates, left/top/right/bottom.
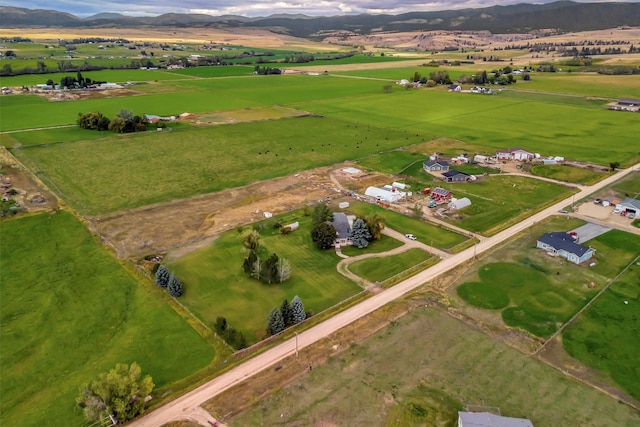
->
[[0, 74, 387, 132], [12, 116, 429, 214], [438, 175, 572, 235], [586, 229, 640, 278], [348, 248, 433, 283], [340, 234, 403, 256], [296, 54, 416, 67], [609, 171, 640, 198], [563, 264, 640, 401], [0, 211, 214, 426], [356, 150, 427, 175], [228, 308, 640, 426], [347, 202, 468, 249], [166, 65, 256, 78], [299, 89, 640, 166], [167, 213, 362, 344], [520, 72, 640, 99], [497, 89, 610, 108], [530, 164, 609, 184], [334, 66, 469, 82]]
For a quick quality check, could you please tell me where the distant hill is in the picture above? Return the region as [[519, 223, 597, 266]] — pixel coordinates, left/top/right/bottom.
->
[[1, 1, 640, 37]]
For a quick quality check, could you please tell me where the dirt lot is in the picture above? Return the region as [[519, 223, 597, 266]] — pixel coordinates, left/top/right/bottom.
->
[[87, 164, 389, 260], [0, 147, 58, 213]]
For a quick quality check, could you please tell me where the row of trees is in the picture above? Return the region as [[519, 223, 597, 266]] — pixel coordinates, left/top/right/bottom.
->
[[215, 316, 247, 349], [78, 109, 148, 133], [155, 265, 184, 297], [241, 229, 292, 283], [267, 296, 306, 336]]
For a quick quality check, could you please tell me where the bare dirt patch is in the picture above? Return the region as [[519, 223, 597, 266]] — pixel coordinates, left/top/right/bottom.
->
[[87, 165, 359, 260], [0, 147, 58, 213]]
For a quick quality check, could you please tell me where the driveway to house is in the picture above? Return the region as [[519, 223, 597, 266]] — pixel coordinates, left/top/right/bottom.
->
[[129, 165, 638, 427], [335, 227, 449, 288]]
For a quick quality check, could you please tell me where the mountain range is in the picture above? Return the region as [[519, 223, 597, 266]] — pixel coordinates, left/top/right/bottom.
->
[[1, 1, 640, 38]]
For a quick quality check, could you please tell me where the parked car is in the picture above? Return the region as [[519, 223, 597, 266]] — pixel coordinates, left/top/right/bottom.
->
[[628, 212, 636, 219], [594, 198, 602, 204], [559, 209, 569, 214], [405, 233, 417, 240]]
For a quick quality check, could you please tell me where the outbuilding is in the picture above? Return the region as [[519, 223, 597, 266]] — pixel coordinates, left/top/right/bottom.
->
[[364, 186, 406, 203], [442, 170, 471, 182], [615, 198, 640, 215], [458, 411, 534, 427], [448, 197, 472, 210]]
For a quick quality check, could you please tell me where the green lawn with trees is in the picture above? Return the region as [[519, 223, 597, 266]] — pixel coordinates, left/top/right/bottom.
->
[[0, 211, 214, 426], [167, 212, 362, 344]]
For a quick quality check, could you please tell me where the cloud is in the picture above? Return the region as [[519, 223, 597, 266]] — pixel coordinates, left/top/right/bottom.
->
[[2, 0, 638, 18]]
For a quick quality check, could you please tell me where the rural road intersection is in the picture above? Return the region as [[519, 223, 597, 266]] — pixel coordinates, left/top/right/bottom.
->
[[130, 165, 638, 427]]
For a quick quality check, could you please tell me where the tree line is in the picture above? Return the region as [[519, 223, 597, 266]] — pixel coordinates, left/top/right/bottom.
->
[[267, 296, 306, 336], [78, 109, 149, 133], [155, 265, 184, 297]]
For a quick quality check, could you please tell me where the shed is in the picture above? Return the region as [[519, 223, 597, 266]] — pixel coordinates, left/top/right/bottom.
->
[[392, 182, 409, 190], [448, 197, 472, 210], [442, 170, 471, 183], [338, 201, 350, 209], [179, 112, 196, 119], [283, 221, 299, 232], [458, 411, 534, 427], [473, 154, 489, 163]]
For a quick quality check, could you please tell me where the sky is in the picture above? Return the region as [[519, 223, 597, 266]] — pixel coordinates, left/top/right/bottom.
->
[[4, 0, 639, 18]]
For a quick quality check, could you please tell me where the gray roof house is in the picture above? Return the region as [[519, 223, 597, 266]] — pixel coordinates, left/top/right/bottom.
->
[[615, 198, 640, 214], [331, 212, 355, 247], [442, 170, 471, 182], [458, 411, 534, 427], [537, 232, 594, 264], [423, 160, 450, 172]]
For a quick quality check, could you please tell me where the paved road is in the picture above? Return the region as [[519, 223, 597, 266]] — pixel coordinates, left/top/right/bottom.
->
[[130, 165, 638, 427]]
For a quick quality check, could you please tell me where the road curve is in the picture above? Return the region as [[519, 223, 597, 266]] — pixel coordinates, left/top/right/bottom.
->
[[130, 165, 638, 427]]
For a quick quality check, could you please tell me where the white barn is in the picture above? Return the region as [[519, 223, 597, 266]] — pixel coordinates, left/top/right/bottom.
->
[[365, 186, 406, 203]]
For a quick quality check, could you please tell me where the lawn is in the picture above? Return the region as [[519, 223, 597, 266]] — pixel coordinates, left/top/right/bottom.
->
[[340, 233, 403, 256], [167, 213, 362, 344], [453, 219, 640, 339], [348, 248, 433, 283], [12, 116, 430, 215], [346, 202, 469, 250], [563, 263, 640, 401], [438, 175, 573, 235], [457, 262, 596, 337], [0, 211, 214, 426], [530, 164, 609, 184], [226, 309, 640, 426]]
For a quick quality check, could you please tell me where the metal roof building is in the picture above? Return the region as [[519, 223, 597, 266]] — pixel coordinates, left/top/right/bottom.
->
[[458, 411, 534, 427]]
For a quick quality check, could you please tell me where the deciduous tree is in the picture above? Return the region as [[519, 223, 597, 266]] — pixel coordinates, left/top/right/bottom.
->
[[241, 229, 261, 252], [312, 203, 332, 226], [365, 214, 386, 240], [277, 257, 291, 283], [311, 222, 336, 250], [77, 362, 154, 423]]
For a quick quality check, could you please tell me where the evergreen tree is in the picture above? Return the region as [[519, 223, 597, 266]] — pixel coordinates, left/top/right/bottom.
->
[[350, 218, 372, 248], [243, 251, 257, 275], [261, 253, 279, 284], [155, 265, 170, 287], [167, 273, 183, 297], [267, 307, 285, 336], [280, 298, 293, 327], [291, 295, 306, 324]]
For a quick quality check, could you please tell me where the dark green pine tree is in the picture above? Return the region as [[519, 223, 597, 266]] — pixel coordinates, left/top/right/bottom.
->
[[243, 251, 257, 275], [155, 265, 170, 288], [267, 307, 285, 336], [350, 218, 372, 248], [167, 273, 183, 297], [280, 298, 293, 328], [291, 295, 306, 324]]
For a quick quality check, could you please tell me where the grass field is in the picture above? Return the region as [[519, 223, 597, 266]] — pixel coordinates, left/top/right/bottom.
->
[[530, 164, 609, 184], [0, 211, 214, 426], [563, 263, 640, 401], [299, 89, 640, 166], [226, 308, 640, 426], [340, 234, 403, 256], [348, 248, 433, 283], [167, 213, 362, 344], [438, 175, 572, 235], [346, 202, 469, 249], [454, 220, 640, 339], [12, 116, 428, 215]]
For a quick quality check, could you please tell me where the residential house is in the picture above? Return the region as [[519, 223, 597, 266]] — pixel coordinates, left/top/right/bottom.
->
[[458, 411, 534, 427], [331, 212, 355, 247], [423, 160, 450, 172], [448, 84, 462, 92], [536, 232, 595, 264], [442, 170, 471, 182]]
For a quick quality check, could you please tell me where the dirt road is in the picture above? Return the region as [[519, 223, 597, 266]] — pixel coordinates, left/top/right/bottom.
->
[[130, 165, 638, 427]]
